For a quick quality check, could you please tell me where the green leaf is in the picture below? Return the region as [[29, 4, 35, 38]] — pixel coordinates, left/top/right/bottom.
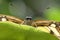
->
[[0, 21, 59, 40]]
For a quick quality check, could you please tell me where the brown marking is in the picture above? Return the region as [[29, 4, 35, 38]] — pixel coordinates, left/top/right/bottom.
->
[[32, 20, 53, 27], [0, 14, 23, 24]]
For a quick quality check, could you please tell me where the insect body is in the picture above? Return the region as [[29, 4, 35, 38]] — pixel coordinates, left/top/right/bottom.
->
[[22, 16, 32, 25], [0, 14, 57, 27], [21, 16, 38, 27]]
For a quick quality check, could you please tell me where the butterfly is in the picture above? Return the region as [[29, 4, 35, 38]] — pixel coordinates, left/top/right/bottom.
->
[[0, 14, 60, 39]]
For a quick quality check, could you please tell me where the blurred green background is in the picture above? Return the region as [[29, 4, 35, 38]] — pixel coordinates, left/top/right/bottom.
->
[[0, 0, 60, 21]]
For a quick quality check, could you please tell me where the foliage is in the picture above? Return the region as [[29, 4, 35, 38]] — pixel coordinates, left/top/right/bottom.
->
[[0, 21, 59, 40]]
